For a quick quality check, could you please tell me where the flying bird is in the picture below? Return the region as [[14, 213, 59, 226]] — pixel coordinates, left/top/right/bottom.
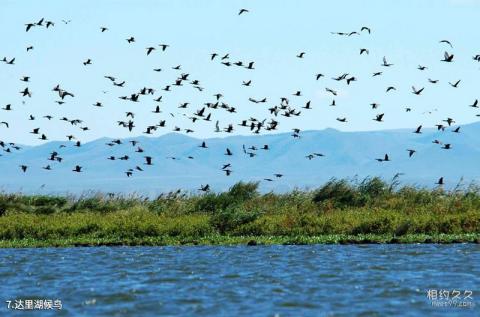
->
[[441, 51, 454, 62], [382, 56, 393, 67], [199, 184, 210, 192], [144, 156, 153, 165], [439, 40, 453, 48], [411, 86, 424, 95], [449, 80, 461, 88], [146, 47, 156, 55], [436, 177, 444, 185]]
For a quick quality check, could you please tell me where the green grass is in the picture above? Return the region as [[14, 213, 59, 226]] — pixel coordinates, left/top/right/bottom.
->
[[0, 178, 479, 247]]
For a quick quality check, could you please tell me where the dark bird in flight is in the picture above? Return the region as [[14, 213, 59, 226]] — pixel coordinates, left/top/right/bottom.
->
[[238, 9, 249, 15], [25, 23, 35, 32], [436, 177, 444, 185], [407, 149, 416, 157], [382, 56, 393, 67], [144, 156, 153, 165], [332, 73, 348, 81], [443, 118, 455, 126], [20, 87, 32, 97], [360, 26, 371, 33], [373, 113, 384, 122], [441, 51, 454, 62], [296, 52, 306, 58], [302, 101, 312, 109], [376, 154, 390, 162], [325, 88, 337, 96], [73, 165, 82, 172], [199, 184, 210, 192], [146, 47, 156, 55], [3, 57, 15, 65], [411, 86, 424, 95], [245, 62, 255, 70], [45, 20, 54, 28], [413, 125, 422, 134], [439, 40, 453, 48], [20, 165, 28, 172], [449, 80, 461, 88]]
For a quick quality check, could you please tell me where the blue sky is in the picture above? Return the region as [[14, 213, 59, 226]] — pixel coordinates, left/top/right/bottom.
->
[[1, 0, 479, 145]]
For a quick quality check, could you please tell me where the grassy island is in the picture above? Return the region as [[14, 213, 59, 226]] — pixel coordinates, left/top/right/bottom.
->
[[0, 178, 479, 248]]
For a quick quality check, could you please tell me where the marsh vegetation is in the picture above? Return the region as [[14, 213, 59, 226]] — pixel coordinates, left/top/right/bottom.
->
[[1, 178, 479, 247]]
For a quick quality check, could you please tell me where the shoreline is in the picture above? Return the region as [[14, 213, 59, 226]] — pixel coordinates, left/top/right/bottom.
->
[[1, 234, 479, 248]]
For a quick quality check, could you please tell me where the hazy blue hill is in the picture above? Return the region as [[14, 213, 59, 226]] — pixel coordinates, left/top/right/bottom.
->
[[0, 122, 479, 195]]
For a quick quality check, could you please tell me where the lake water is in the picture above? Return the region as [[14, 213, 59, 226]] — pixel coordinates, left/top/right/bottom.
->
[[0, 244, 478, 316]]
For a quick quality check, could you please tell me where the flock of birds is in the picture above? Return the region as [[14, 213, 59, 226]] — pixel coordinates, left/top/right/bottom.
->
[[1, 9, 480, 192]]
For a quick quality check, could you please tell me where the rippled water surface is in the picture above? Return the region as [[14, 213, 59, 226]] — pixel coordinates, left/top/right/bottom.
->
[[0, 244, 479, 316]]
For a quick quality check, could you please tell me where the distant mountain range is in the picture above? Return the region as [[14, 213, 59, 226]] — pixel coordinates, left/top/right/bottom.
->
[[1, 122, 479, 195]]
